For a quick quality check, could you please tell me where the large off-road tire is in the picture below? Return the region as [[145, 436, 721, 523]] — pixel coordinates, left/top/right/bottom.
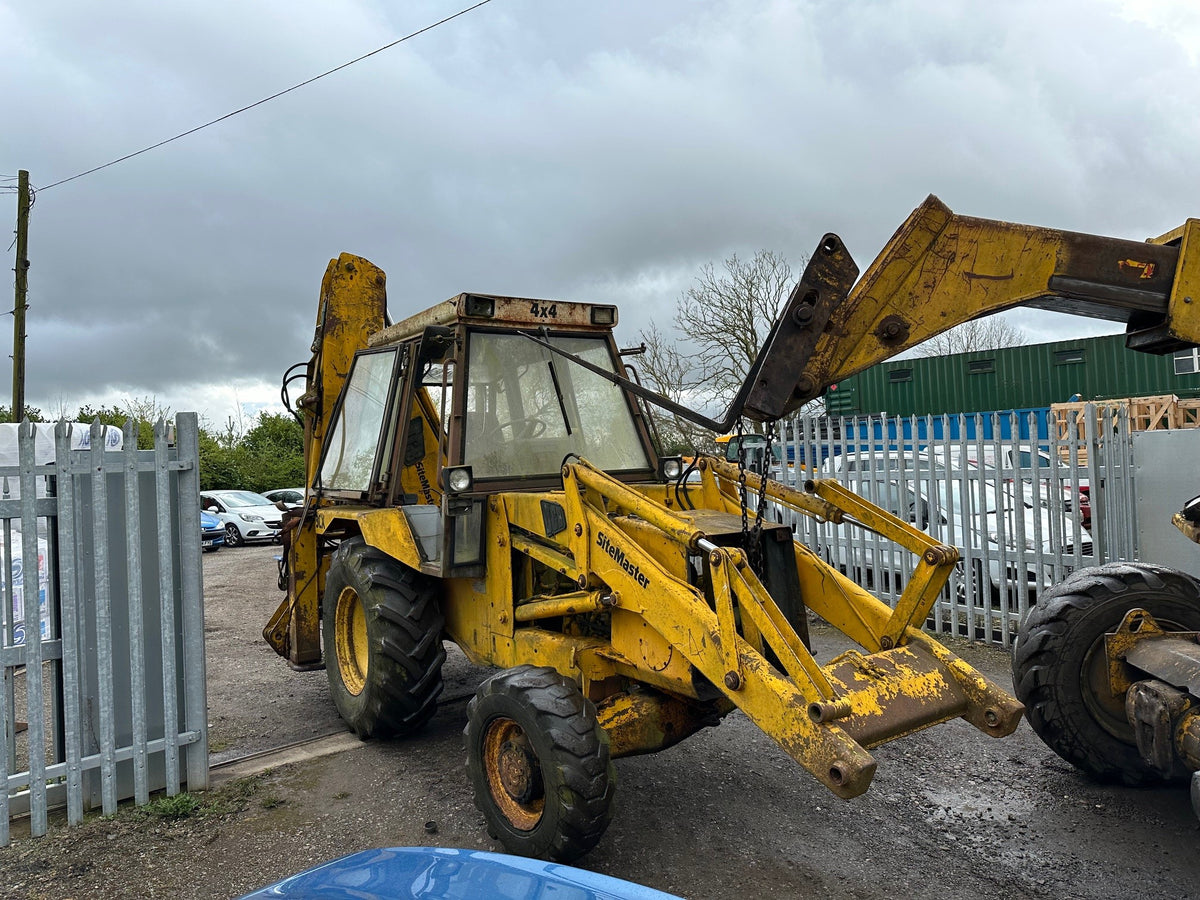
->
[[322, 537, 445, 739], [465, 666, 615, 862], [1012, 562, 1200, 785]]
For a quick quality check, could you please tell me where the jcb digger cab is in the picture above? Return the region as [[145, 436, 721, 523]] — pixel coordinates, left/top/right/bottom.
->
[[314, 294, 661, 576]]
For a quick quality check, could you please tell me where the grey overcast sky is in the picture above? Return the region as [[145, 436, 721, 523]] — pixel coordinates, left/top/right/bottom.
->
[[3, 0, 1199, 426]]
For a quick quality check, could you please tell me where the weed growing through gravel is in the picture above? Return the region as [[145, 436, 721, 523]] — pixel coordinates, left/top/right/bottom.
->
[[143, 792, 203, 819], [103, 774, 276, 825]]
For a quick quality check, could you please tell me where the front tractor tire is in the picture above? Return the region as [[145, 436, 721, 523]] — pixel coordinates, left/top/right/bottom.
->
[[465, 666, 615, 862], [322, 537, 445, 739], [1013, 562, 1200, 785]]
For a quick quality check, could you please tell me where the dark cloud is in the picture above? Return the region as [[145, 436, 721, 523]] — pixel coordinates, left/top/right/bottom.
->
[[2, 0, 1198, 420]]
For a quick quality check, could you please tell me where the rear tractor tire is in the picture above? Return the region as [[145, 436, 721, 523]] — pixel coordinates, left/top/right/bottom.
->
[[322, 537, 445, 739], [1012, 562, 1200, 785], [465, 666, 615, 862]]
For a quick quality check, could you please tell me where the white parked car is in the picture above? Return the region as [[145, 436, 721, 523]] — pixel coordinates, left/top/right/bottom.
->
[[199, 490, 283, 546], [928, 443, 1091, 525]]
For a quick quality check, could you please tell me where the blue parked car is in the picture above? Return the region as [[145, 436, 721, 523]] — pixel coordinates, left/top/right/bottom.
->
[[200, 509, 225, 552], [238, 847, 680, 900]]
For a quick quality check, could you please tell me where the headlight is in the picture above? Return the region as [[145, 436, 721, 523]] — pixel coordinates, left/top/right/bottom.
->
[[444, 466, 474, 494], [239, 513, 264, 523], [659, 456, 684, 482]]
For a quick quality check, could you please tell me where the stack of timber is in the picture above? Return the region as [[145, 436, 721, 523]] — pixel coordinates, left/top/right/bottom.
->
[[1051, 394, 1200, 442]]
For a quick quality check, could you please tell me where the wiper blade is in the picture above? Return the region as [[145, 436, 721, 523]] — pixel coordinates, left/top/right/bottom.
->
[[538, 327, 573, 436]]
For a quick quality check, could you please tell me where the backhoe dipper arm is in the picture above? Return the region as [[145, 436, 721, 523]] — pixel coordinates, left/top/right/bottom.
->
[[785, 195, 1200, 409], [518, 196, 1200, 428]]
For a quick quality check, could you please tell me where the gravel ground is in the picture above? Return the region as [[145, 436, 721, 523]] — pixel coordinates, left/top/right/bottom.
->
[[3, 542, 1199, 899]]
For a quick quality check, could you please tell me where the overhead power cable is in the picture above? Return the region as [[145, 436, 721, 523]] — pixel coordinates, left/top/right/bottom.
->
[[38, 0, 495, 192]]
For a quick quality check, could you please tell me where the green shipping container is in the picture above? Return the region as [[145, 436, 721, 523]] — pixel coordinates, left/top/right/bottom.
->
[[824, 333, 1200, 417]]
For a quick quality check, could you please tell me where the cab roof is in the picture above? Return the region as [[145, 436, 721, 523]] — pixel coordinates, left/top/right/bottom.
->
[[368, 293, 619, 348]]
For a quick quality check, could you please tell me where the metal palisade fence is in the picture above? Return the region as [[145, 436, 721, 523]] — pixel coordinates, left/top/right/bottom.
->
[[1, 416, 207, 846], [774, 406, 1134, 647]]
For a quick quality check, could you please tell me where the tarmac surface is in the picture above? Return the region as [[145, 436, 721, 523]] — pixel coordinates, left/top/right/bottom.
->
[[3, 542, 1199, 899]]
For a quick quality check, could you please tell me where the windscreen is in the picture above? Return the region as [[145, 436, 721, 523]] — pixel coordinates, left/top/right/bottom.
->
[[463, 332, 651, 479]]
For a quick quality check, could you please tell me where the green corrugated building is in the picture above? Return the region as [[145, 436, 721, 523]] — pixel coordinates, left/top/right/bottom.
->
[[824, 333, 1200, 417]]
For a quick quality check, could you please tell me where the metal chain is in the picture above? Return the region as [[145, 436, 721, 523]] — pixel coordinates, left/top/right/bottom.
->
[[746, 420, 778, 576], [735, 418, 749, 542]]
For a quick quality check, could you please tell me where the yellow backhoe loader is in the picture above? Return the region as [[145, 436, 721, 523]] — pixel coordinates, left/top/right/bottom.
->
[[266, 195, 1200, 858]]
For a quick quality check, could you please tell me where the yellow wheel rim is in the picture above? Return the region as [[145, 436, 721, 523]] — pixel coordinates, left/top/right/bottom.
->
[[482, 717, 544, 831], [334, 585, 369, 697]]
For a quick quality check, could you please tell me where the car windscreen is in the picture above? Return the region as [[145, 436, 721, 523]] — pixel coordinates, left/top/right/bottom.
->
[[219, 492, 272, 508]]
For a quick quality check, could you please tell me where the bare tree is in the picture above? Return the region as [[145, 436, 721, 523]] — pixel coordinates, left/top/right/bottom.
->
[[672, 250, 796, 406], [632, 322, 715, 454], [635, 250, 802, 446], [914, 316, 1027, 357]]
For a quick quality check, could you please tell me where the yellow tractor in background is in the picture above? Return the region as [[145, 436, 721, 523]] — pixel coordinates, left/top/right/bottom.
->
[[266, 196, 1200, 858]]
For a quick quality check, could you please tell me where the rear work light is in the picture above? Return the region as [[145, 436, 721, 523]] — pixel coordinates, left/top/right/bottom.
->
[[464, 295, 495, 318]]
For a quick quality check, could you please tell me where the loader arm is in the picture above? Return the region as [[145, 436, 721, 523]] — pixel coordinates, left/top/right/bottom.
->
[[546, 459, 1020, 799]]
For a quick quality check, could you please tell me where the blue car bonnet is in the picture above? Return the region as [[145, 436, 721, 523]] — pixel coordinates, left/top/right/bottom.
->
[[238, 847, 681, 900]]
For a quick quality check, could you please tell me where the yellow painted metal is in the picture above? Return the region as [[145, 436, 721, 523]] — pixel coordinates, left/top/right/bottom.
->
[[333, 586, 368, 696], [707, 457, 843, 522], [514, 591, 609, 622], [1159, 218, 1200, 345], [508, 532, 581, 585], [796, 197, 1200, 391], [608, 608, 697, 686], [595, 689, 720, 758], [711, 551, 744, 687], [792, 544, 893, 652], [1103, 607, 1197, 695], [564, 459, 1022, 795], [561, 464, 874, 795], [702, 461, 956, 653], [442, 496, 518, 667], [820, 643, 969, 747], [441, 577, 496, 667], [716, 548, 833, 696], [803, 478, 957, 649], [315, 507, 424, 572], [905, 629, 1024, 737], [398, 388, 445, 506], [610, 515, 690, 581], [301, 254, 388, 491], [570, 460, 706, 550], [275, 253, 387, 666], [268, 516, 324, 665]]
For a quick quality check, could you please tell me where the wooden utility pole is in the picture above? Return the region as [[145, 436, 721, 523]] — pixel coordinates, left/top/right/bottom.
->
[[12, 169, 29, 422]]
